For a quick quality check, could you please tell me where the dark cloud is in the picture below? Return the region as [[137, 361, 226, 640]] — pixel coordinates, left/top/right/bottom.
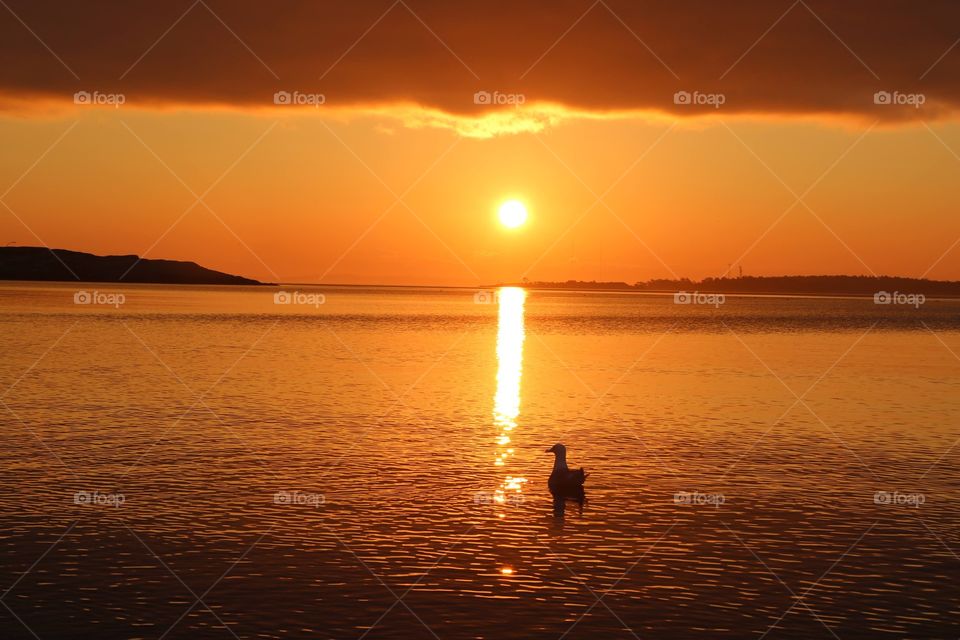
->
[[1, 0, 957, 122]]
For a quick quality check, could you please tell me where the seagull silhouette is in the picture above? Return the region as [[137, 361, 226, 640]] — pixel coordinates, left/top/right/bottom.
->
[[545, 443, 587, 497]]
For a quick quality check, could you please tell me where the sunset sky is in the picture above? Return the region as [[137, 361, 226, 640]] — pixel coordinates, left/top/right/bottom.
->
[[2, 0, 960, 285]]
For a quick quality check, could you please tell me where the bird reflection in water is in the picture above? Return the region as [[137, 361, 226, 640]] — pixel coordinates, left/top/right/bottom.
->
[[551, 493, 585, 518], [491, 288, 527, 510]]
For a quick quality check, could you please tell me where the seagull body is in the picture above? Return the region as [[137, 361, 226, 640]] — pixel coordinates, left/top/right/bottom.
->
[[546, 443, 587, 496]]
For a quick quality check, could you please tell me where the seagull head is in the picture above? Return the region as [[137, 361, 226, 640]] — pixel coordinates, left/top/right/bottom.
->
[[545, 443, 566, 455]]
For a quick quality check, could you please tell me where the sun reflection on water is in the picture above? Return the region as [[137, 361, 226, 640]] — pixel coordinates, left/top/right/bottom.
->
[[493, 287, 527, 504]]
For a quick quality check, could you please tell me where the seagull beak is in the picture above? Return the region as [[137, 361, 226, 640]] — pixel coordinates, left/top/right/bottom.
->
[[545, 447, 553, 453]]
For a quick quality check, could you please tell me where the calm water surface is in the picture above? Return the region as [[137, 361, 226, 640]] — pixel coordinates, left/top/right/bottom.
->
[[1, 283, 959, 639]]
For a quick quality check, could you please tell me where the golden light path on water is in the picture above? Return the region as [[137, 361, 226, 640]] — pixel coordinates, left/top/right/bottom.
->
[[492, 287, 527, 512]]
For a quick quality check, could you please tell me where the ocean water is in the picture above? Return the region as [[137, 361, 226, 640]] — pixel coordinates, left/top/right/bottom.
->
[[1, 282, 959, 639]]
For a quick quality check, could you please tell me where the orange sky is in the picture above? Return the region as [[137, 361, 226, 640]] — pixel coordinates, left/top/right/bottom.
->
[[2, 1, 960, 285]]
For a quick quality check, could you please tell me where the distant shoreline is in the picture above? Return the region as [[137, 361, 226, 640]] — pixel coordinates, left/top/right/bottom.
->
[[3, 247, 958, 298], [2, 280, 959, 301], [493, 276, 960, 299]]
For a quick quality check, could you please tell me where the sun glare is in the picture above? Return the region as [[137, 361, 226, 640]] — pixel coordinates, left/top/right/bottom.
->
[[498, 200, 528, 229]]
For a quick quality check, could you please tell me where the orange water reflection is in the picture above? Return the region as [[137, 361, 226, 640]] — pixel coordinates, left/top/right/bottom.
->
[[492, 287, 527, 506]]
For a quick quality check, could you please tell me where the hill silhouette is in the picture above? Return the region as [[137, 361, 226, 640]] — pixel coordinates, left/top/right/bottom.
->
[[0, 247, 266, 285]]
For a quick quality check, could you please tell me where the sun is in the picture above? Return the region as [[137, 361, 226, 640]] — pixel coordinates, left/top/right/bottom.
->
[[498, 200, 528, 229]]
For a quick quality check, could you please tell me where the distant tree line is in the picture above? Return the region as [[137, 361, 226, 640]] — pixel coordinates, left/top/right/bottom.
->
[[505, 275, 960, 297]]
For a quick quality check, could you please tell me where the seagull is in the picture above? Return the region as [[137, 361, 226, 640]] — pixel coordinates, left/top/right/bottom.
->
[[545, 443, 587, 497]]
